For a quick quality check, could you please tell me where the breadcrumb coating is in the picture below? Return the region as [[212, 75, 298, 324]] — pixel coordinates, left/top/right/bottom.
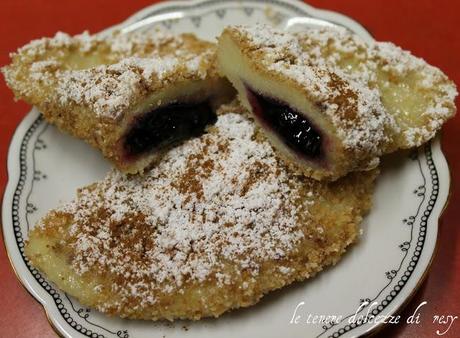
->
[[294, 26, 457, 149], [25, 103, 377, 320], [217, 25, 456, 181], [2, 29, 231, 174]]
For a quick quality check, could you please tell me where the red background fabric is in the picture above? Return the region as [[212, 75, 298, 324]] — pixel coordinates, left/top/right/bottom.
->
[[0, 1, 459, 337]]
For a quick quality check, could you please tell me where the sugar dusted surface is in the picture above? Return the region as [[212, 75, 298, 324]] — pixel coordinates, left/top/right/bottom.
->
[[26, 103, 377, 319], [2, 29, 217, 120], [57, 55, 206, 118], [294, 26, 457, 148], [1, 28, 225, 174], [51, 111, 312, 306], [231, 24, 394, 156]]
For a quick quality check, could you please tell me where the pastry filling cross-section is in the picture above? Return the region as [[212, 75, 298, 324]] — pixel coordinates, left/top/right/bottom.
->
[[123, 101, 217, 159], [246, 86, 323, 160]]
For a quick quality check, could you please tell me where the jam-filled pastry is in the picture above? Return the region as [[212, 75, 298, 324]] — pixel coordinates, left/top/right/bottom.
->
[[217, 25, 457, 180], [25, 103, 377, 320], [2, 30, 233, 174], [294, 26, 457, 151]]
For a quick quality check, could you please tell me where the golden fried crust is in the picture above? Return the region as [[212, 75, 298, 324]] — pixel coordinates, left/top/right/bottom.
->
[[217, 25, 457, 181], [217, 25, 393, 181], [1, 30, 232, 174], [294, 27, 457, 150], [25, 106, 377, 320]]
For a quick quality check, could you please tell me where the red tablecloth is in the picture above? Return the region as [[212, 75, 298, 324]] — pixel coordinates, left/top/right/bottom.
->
[[1, 1, 459, 337]]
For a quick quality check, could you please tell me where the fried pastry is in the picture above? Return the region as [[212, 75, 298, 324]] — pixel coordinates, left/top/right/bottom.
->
[[2, 30, 233, 174], [294, 26, 457, 150], [217, 25, 457, 180], [25, 103, 377, 320]]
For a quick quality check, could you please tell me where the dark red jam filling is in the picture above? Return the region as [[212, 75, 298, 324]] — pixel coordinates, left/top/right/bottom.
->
[[245, 86, 323, 160], [123, 101, 216, 159]]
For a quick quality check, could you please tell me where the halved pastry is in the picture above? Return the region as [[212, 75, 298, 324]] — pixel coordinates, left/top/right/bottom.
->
[[26, 103, 377, 320], [217, 25, 457, 180], [2, 29, 233, 174], [294, 26, 457, 151]]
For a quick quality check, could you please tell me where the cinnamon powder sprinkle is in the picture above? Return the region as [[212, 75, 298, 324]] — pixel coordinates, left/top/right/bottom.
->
[[47, 110, 315, 307]]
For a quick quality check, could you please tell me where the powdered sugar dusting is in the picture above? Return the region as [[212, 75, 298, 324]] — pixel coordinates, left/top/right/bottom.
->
[[55, 111, 313, 308], [233, 24, 393, 158], [56, 56, 185, 118], [2, 29, 216, 120], [13, 31, 96, 58], [294, 27, 457, 148], [53, 39, 215, 119], [239, 24, 303, 58]]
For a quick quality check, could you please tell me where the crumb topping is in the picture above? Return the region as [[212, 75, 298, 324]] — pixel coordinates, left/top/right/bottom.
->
[[294, 26, 457, 148], [51, 111, 314, 308], [2, 29, 217, 119], [227, 24, 394, 157], [56, 54, 211, 119]]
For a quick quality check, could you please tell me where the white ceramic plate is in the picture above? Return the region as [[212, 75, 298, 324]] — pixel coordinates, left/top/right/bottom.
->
[[2, 1, 450, 338]]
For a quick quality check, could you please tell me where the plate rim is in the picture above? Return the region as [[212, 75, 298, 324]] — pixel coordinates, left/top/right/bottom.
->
[[1, 1, 451, 337]]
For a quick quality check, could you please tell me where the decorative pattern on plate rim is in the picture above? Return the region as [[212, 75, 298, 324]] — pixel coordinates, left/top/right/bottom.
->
[[9, 110, 438, 338], [11, 116, 126, 338], [2, 1, 447, 337], [322, 146, 438, 337]]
